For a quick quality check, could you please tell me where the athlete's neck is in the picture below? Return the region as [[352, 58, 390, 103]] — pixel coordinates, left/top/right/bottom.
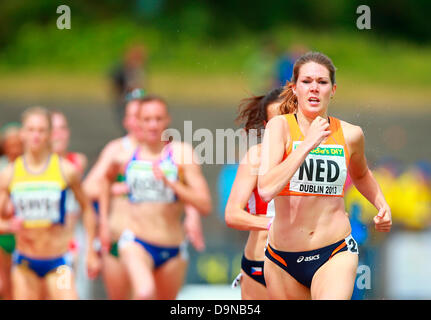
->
[[138, 141, 167, 157], [296, 110, 328, 134], [25, 148, 51, 168], [126, 134, 138, 148]]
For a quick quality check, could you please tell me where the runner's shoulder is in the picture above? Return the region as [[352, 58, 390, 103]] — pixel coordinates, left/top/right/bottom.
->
[[103, 138, 125, 153], [268, 114, 288, 127], [170, 141, 196, 165], [266, 114, 290, 137], [339, 120, 364, 146], [97, 137, 126, 163], [242, 143, 261, 167], [60, 156, 80, 185]]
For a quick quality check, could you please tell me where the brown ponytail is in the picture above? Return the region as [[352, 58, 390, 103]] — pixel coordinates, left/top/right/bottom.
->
[[279, 81, 298, 114], [236, 87, 284, 136]]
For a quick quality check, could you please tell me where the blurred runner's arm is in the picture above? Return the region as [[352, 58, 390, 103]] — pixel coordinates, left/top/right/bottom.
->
[[74, 152, 88, 178], [82, 141, 117, 199], [62, 159, 101, 278], [98, 160, 122, 252], [0, 165, 23, 233], [183, 204, 205, 252], [0, 164, 13, 219], [155, 142, 212, 215], [225, 145, 272, 231]]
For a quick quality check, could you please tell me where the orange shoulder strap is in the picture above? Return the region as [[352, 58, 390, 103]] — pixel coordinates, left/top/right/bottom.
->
[[284, 114, 303, 141], [328, 116, 350, 165]]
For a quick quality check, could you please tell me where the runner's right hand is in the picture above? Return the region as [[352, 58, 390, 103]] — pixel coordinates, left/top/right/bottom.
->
[[303, 116, 331, 150]]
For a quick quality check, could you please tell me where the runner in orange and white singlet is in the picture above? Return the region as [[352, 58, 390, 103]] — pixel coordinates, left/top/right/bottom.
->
[[258, 52, 392, 300], [278, 113, 349, 197]]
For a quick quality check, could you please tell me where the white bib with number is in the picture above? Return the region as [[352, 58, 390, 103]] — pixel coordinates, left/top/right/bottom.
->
[[11, 181, 63, 227], [126, 160, 178, 203], [289, 141, 348, 196]]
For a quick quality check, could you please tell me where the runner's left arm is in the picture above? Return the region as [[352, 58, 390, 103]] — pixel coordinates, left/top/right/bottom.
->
[[63, 159, 101, 278], [183, 204, 206, 252], [0, 164, 13, 219], [155, 142, 212, 215]]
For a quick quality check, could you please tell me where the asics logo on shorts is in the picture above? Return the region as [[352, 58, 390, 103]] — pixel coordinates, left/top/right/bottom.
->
[[297, 254, 320, 263]]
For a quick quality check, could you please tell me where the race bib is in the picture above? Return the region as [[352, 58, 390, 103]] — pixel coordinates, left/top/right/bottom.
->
[[345, 234, 359, 254], [289, 141, 347, 196], [11, 181, 63, 228], [126, 160, 178, 203]]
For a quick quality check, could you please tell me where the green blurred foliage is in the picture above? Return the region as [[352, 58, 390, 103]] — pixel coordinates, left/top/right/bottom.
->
[[0, 0, 430, 88], [1, 0, 430, 47]]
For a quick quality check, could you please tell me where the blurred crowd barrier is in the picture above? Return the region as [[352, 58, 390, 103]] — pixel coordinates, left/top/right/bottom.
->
[[346, 159, 431, 231], [345, 159, 431, 299]]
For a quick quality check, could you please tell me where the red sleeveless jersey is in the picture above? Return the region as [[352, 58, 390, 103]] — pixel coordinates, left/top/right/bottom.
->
[[246, 187, 275, 217]]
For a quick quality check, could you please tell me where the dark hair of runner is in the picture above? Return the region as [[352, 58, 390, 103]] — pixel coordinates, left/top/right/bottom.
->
[[236, 87, 286, 136]]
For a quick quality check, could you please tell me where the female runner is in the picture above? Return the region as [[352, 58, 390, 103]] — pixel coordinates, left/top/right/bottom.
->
[[83, 97, 141, 299], [51, 111, 88, 248], [51, 111, 90, 297], [258, 52, 392, 300], [84, 97, 206, 299], [99, 95, 212, 299], [0, 107, 100, 299], [0, 123, 23, 299], [225, 87, 286, 299]]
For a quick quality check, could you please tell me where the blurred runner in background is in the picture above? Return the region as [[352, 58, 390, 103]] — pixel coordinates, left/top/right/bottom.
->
[[0, 107, 100, 299], [83, 94, 143, 299], [51, 111, 90, 298], [85, 93, 207, 299], [51, 111, 87, 244], [0, 123, 23, 299], [226, 87, 286, 299], [99, 96, 212, 299]]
